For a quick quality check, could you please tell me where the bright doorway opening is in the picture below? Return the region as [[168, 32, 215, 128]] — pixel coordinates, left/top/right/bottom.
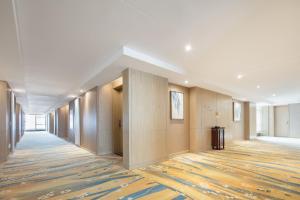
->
[[25, 114, 46, 131]]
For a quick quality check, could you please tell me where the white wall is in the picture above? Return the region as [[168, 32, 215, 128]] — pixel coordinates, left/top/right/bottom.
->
[[289, 103, 300, 138], [274, 106, 289, 137]]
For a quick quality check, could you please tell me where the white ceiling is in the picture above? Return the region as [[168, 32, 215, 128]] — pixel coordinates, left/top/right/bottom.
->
[[1, 0, 300, 113]]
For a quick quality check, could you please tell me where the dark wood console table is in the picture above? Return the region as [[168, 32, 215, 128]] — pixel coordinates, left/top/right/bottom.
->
[[211, 126, 225, 150]]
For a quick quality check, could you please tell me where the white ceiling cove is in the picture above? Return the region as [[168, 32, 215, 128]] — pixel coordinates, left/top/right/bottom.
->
[[1, 0, 300, 113]]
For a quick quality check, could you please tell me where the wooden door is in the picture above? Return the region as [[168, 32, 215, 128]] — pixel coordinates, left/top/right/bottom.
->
[[113, 88, 123, 156], [275, 106, 289, 137]]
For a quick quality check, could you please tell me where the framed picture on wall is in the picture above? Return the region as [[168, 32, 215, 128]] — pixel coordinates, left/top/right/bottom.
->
[[170, 91, 184, 120], [233, 102, 241, 122]]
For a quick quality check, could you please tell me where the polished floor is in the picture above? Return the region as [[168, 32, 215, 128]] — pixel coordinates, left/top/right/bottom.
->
[[0, 132, 299, 200]]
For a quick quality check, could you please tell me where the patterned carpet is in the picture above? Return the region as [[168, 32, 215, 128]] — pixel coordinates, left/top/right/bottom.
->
[[0, 132, 299, 200]]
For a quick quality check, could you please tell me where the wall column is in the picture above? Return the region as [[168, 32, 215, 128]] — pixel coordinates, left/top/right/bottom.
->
[[123, 68, 168, 169]]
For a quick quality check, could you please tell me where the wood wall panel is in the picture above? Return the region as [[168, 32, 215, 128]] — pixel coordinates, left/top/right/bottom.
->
[[167, 84, 190, 156], [80, 87, 98, 153], [97, 83, 113, 155], [250, 103, 257, 138], [0, 81, 10, 163], [112, 87, 123, 155], [218, 94, 234, 140], [123, 68, 168, 169], [232, 100, 245, 141], [122, 70, 130, 168], [56, 105, 69, 138], [190, 87, 245, 152]]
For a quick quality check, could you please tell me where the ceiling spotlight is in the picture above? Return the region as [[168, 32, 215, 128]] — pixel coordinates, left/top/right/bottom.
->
[[272, 94, 276, 97], [80, 89, 84, 93], [184, 80, 189, 84], [237, 74, 244, 79], [185, 44, 192, 52], [256, 85, 261, 89]]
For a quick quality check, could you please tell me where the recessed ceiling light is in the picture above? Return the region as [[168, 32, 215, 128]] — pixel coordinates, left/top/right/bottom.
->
[[256, 85, 261, 89], [185, 44, 192, 52], [237, 74, 244, 79], [272, 94, 276, 97], [184, 80, 189, 84], [80, 89, 84, 93]]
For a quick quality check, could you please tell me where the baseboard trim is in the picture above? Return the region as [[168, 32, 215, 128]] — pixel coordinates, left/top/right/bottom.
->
[[127, 156, 168, 169], [168, 150, 190, 158]]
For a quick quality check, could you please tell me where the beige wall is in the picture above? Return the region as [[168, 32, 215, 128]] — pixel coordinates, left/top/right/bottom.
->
[[190, 87, 245, 152], [0, 81, 10, 163], [167, 84, 190, 156], [80, 87, 98, 153], [123, 68, 168, 169], [250, 103, 257, 138], [229, 100, 244, 141], [97, 83, 113, 155], [244, 102, 257, 139]]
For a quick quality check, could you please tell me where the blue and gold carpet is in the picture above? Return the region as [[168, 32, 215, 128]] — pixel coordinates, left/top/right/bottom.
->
[[0, 132, 299, 200]]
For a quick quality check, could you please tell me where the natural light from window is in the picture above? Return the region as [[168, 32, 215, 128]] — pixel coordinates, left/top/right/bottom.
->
[[25, 114, 46, 131]]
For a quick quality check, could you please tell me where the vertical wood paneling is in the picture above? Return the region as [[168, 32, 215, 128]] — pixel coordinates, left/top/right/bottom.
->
[[56, 105, 69, 138], [112, 88, 123, 155], [122, 69, 130, 169], [232, 100, 245, 140], [123, 68, 168, 169], [97, 84, 113, 155], [167, 84, 190, 156], [0, 81, 10, 163], [80, 87, 98, 153], [244, 102, 250, 140], [190, 87, 245, 152]]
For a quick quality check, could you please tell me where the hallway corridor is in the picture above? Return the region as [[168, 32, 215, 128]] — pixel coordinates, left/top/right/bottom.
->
[[1, 132, 300, 200], [0, 132, 184, 200]]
